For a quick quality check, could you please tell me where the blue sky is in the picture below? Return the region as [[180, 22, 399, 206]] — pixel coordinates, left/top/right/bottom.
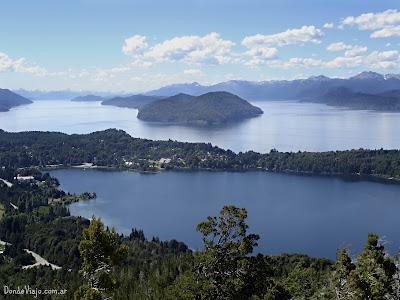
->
[[1, 0, 399, 92]]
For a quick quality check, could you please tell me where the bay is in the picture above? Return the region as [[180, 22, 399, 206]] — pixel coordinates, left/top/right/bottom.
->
[[51, 168, 400, 259]]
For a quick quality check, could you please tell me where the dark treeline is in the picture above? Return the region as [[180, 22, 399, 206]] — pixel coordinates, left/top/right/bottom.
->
[[1, 129, 400, 181]]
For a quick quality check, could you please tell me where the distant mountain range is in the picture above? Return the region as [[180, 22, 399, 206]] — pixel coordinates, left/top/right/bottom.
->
[[102, 95, 163, 109], [137, 91, 263, 125], [145, 72, 400, 102], [5, 71, 400, 113], [71, 95, 106, 102], [0, 89, 33, 112], [13, 89, 119, 101], [13, 71, 400, 102]]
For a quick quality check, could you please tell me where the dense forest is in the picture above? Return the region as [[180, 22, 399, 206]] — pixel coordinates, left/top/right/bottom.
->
[[1, 129, 400, 182]]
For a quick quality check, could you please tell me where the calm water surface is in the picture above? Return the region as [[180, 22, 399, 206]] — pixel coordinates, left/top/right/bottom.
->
[[1, 100, 400, 152], [51, 168, 400, 259], [3, 100, 400, 258]]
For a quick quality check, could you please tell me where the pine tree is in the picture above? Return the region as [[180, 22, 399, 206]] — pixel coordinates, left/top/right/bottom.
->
[[75, 217, 128, 300], [332, 248, 356, 299], [353, 233, 396, 299]]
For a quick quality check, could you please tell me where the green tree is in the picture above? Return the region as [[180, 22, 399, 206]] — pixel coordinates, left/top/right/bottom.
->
[[172, 205, 259, 299], [75, 217, 128, 300], [391, 253, 400, 300], [331, 248, 356, 300], [353, 233, 396, 299], [262, 282, 290, 300]]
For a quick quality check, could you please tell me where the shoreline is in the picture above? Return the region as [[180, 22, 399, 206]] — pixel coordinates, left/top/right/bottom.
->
[[43, 163, 400, 186]]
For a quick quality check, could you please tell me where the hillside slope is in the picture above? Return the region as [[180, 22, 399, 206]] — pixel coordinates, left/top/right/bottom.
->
[[137, 91, 263, 125], [102, 94, 162, 109], [0, 89, 33, 112], [304, 87, 400, 111]]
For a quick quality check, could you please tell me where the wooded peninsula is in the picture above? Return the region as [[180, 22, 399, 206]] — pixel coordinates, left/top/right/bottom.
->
[[1, 129, 399, 183]]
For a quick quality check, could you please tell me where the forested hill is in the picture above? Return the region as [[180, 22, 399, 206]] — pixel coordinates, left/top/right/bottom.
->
[[1, 129, 400, 182], [304, 87, 400, 111], [137, 92, 263, 125], [0, 88, 32, 112]]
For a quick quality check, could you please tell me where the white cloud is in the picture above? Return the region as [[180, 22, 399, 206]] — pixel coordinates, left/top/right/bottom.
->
[[143, 32, 235, 65], [183, 69, 204, 76], [342, 9, 400, 38], [343, 9, 400, 30], [111, 66, 130, 73], [122, 33, 236, 66], [264, 57, 323, 69], [326, 42, 351, 52], [326, 42, 367, 57], [131, 59, 153, 68], [242, 26, 324, 47], [243, 46, 278, 66], [370, 26, 400, 38], [263, 49, 400, 71], [284, 57, 324, 68], [0, 52, 22, 72], [326, 50, 400, 69], [0, 51, 49, 76], [241, 25, 323, 66], [325, 55, 364, 68], [366, 50, 400, 68], [122, 35, 148, 55], [344, 46, 368, 57], [122, 28, 324, 68], [323, 23, 334, 29]]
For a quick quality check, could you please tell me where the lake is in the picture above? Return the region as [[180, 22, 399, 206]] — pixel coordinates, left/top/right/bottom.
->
[[1, 100, 400, 152], [3, 99, 400, 259], [51, 168, 400, 259]]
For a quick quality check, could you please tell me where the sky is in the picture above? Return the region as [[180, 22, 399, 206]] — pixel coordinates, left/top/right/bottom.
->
[[0, 0, 400, 92]]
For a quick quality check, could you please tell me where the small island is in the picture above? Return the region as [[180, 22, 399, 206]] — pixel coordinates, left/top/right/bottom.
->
[[0, 89, 32, 112], [102, 94, 162, 109], [137, 91, 263, 125], [71, 94, 105, 102]]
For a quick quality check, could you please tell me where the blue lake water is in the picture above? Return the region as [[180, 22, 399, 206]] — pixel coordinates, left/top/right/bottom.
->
[[1, 100, 400, 152], [51, 168, 400, 259]]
